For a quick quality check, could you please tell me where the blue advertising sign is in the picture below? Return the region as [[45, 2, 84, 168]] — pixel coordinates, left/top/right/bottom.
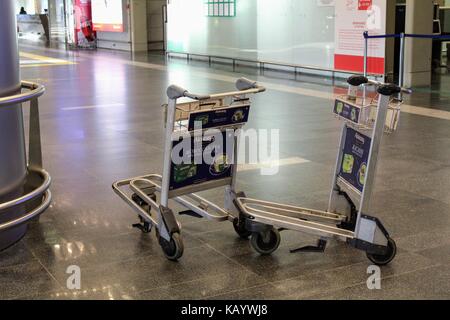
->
[[188, 105, 250, 131], [169, 131, 234, 191], [339, 127, 372, 193], [334, 99, 361, 124]]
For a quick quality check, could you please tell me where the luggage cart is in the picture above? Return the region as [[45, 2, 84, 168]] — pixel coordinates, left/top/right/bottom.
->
[[113, 78, 266, 261], [235, 76, 412, 265]]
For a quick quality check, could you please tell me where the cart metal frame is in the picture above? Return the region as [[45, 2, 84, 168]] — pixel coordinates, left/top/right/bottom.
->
[[235, 76, 411, 265], [113, 78, 265, 260]]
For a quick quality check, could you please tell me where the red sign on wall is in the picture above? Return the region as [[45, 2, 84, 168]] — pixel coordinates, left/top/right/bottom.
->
[[74, 0, 96, 45], [358, 0, 373, 11]]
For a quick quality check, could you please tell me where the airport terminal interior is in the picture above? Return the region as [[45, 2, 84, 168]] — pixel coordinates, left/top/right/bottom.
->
[[1, 0, 450, 300]]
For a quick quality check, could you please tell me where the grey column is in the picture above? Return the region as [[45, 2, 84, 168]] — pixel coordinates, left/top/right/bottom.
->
[[404, 0, 434, 87], [0, 0, 28, 250]]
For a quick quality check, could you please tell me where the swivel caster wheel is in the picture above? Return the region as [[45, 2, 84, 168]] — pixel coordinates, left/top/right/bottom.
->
[[158, 232, 184, 261], [250, 228, 281, 255], [138, 216, 153, 233], [366, 238, 397, 266], [232, 217, 252, 239]]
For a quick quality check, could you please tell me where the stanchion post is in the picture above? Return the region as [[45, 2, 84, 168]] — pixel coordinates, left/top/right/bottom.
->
[[363, 31, 369, 77], [398, 32, 406, 99]]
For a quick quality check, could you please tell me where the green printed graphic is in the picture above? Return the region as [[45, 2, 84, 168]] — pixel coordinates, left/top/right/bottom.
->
[[211, 154, 230, 175], [173, 164, 198, 183], [194, 115, 210, 126], [342, 154, 354, 174], [336, 101, 344, 114], [358, 163, 367, 186], [232, 110, 245, 122]]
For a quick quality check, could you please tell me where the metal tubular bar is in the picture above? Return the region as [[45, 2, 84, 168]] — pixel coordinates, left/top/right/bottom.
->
[[358, 94, 391, 219], [112, 182, 158, 226], [237, 201, 354, 241], [29, 98, 43, 171], [0, 81, 45, 107], [160, 98, 177, 207], [0, 80, 51, 233], [0, 169, 51, 212], [113, 174, 229, 222], [399, 33, 406, 91], [239, 198, 346, 222], [167, 51, 384, 79], [363, 32, 368, 78], [364, 33, 450, 40], [0, 190, 52, 232]]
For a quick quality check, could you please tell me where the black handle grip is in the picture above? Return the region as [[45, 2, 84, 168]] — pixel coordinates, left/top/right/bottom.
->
[[377, 84, 401, 96], [347, 75, 369, 87]]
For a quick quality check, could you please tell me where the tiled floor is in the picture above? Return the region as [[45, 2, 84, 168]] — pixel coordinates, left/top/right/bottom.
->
[[0, 41, 449, 300]]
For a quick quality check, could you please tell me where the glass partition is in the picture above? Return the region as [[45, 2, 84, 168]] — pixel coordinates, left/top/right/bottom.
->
[[167, 0, 335, 68]]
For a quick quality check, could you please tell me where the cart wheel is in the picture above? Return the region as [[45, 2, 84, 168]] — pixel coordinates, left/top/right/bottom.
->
[[159, 232, 184, 261], [142, 220, 152, 233], [233, 218, 252, 239], [250, 228, 281, 255], [366, 238, 397, 266]]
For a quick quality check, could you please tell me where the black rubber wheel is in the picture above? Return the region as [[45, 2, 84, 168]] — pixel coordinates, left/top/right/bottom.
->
[[233, 218, 252, 239], [366, 238, 397, 266], [250, 228, 281, 255], [159, 232, 184, 261]]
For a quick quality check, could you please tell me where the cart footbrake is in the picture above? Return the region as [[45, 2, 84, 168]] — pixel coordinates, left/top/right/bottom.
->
[[179, 210, 204, 219], [290, 239, 327, 253]]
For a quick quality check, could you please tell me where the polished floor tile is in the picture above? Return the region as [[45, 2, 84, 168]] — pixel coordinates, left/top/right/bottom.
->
[[1, 41, 449, 299]]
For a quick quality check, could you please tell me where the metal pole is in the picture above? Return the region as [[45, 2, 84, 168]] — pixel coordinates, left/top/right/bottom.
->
[[160, 97, 177, 208], [363, 32, 369, 77], [0, 0, 28, 250], [399, 33, 406, 88], [363, 32, 369, 105]]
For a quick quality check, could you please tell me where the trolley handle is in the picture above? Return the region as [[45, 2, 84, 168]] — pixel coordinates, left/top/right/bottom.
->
[[347, 75, 369, 87], [364, 79, 412, 96], [346, 75, 412, 96], [236, 77, 266, 93], [166, 78, 265, 101], [167, 85, 211, 101]]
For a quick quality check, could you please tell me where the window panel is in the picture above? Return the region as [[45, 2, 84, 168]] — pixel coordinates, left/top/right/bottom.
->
[[205, 0, 236, 17]]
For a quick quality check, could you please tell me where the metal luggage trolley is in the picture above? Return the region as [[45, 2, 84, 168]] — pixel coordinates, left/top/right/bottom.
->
[[113, 78, 266, 261], [235, 76, 411, 265]]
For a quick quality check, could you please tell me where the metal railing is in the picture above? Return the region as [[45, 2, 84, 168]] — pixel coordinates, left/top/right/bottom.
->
[[363, 32, 450, 88], [0, 81, 52, 231], [167, 51, 384, 80]]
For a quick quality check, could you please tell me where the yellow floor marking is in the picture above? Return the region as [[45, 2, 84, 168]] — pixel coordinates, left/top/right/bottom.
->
[[19, 51, 75, 68]]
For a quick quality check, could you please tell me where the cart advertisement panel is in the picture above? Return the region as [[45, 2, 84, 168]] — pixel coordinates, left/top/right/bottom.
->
[[334, 99, 361, 124], [169, 131, 234, 191], [334, 0, 387, 75], [188, 105, 250, 131], [339, 127, 372, 193]]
